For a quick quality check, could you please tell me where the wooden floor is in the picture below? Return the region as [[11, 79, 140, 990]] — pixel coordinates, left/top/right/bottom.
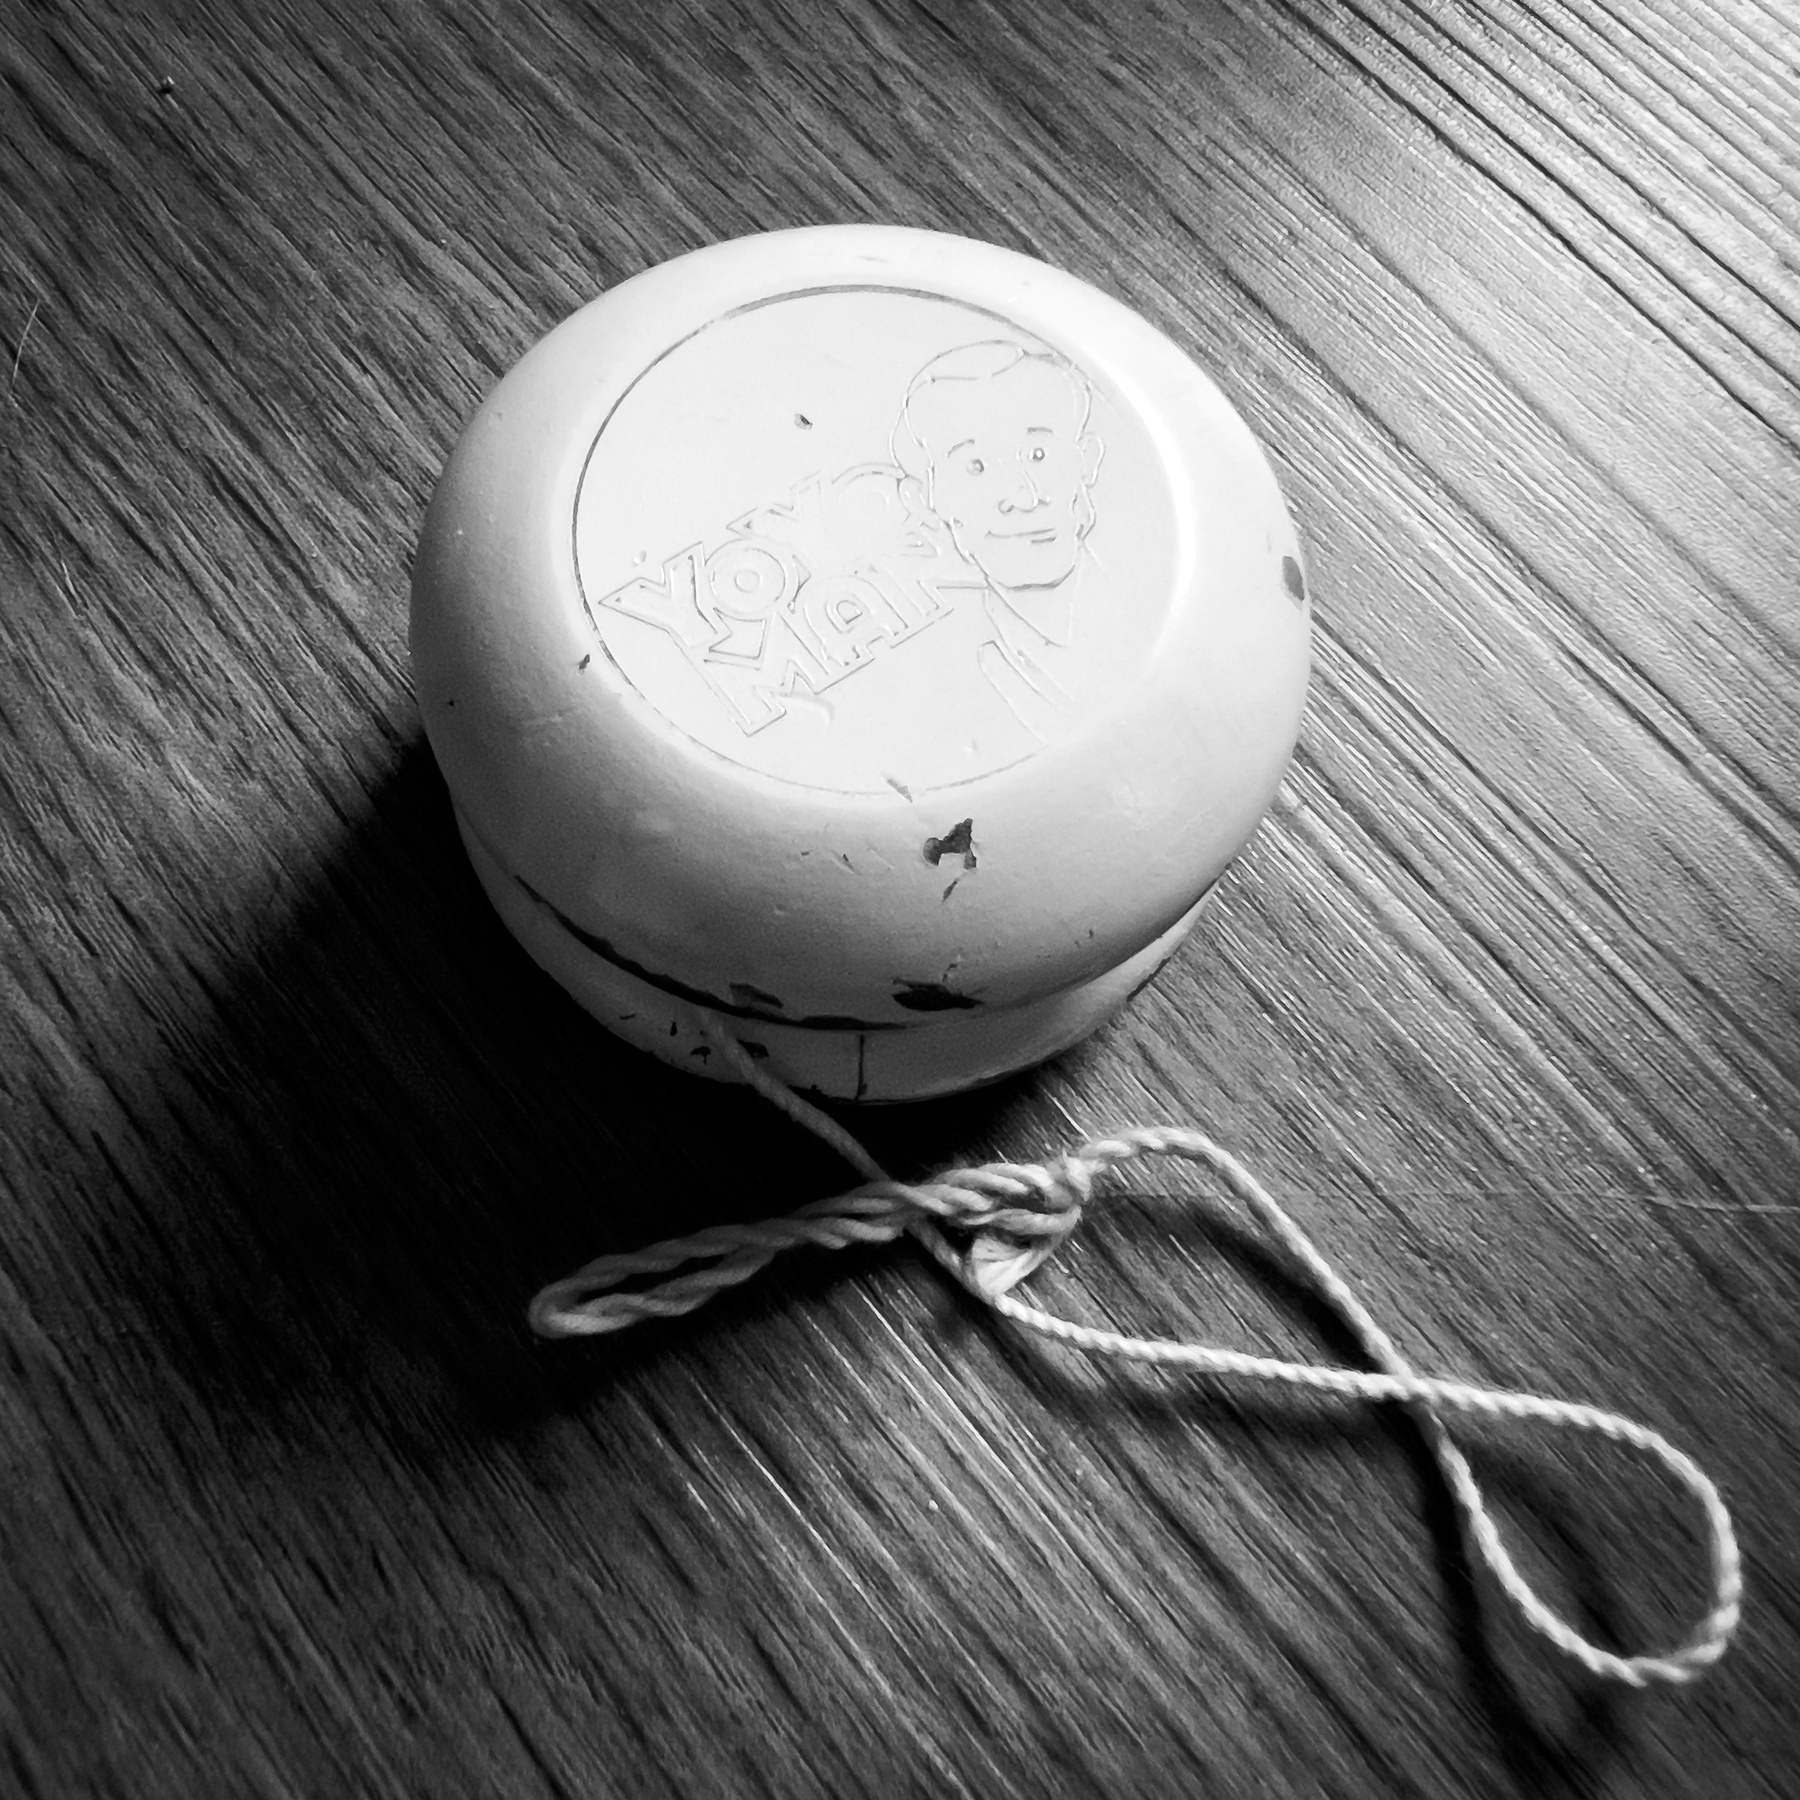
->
[[3, 1, 1797, 1794]]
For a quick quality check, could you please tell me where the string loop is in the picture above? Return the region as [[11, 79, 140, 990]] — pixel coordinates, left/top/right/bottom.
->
[[532, 1025, 1742, 1689]]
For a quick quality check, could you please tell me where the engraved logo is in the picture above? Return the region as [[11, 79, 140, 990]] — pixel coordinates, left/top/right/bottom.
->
[[595, 339, 1104, 742]]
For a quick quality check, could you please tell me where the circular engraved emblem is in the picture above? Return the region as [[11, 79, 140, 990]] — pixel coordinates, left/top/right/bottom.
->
[[574, 288, 1179, 794]]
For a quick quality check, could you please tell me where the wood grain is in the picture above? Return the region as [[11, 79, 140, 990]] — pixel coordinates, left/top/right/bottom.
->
[[2, 1, 1797, 1794]]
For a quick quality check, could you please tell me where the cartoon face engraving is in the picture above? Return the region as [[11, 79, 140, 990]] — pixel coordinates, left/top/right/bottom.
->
[[894, 343, 1103, 594]]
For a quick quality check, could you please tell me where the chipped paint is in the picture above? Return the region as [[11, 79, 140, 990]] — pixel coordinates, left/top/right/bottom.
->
[[892, 979, 980, 1012], [923, 818, 976, 869], [1281, 555, 1307, 607]]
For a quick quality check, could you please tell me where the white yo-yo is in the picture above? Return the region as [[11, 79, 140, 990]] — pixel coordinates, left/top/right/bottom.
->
[[411, 227, 1310, 1100]]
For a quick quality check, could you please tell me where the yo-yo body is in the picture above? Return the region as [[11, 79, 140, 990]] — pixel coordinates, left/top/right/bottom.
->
[[411, 227, 1310, 1100]]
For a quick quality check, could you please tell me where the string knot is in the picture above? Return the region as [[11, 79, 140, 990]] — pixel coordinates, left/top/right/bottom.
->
[[905, 1151, 1095, 1298]]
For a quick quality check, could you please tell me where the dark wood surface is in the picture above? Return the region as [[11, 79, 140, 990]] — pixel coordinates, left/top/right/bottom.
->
[[3, 1, 1797, 1794]]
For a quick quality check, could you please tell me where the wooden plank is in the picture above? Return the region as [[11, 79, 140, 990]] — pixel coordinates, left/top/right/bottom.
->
[[2, 1, 1796, 1794]]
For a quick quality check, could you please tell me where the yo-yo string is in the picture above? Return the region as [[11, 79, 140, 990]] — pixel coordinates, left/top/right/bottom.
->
[[530, 1023, 1742, 1689]]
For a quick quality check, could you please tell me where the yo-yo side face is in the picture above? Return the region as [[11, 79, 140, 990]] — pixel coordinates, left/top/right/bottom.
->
[[412, 228, 1311, 1090], [570, 284, 1181, 798]]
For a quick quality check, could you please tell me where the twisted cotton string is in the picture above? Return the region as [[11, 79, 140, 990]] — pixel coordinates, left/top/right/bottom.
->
[[531, 1026, 1742, 1688]]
